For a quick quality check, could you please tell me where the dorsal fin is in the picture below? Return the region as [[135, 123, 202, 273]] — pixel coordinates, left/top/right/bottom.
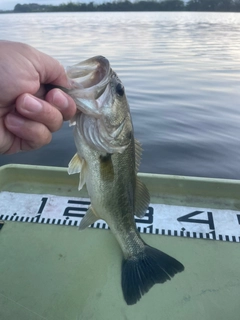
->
[[135, 139, 142, 173], [134, 178, 150, 218]]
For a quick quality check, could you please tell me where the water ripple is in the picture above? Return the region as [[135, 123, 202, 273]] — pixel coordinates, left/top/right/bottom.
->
[[1, 12, 240, 178]]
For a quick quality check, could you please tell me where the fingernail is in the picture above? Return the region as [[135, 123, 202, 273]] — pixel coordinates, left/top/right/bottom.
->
[[52, 90, 69, 109], [24, 95, 43, 112], [6, 114, 25, 127]]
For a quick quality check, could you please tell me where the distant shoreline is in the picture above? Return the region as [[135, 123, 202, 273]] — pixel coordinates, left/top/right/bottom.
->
[[1, 1, 240, 14], [1, 10, 240, 14]]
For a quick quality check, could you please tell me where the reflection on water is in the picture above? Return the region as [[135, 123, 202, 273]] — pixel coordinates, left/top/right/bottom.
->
[[1, 12, 240, 179]]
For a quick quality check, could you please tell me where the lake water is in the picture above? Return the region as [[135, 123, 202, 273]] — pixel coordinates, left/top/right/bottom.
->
[[0, 11, 240, 179]]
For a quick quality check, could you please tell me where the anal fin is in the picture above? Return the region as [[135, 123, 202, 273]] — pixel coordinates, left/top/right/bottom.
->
[[79, 206, 98, 230]]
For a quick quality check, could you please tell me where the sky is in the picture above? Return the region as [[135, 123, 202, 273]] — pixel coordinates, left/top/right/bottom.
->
[[0, 0, 103, 11]]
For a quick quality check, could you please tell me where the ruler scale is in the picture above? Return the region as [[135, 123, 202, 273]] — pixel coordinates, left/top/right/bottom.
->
[[0, 191, 239, 242]]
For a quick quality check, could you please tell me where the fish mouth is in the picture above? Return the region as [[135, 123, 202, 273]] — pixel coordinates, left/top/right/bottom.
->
[[68, 56, 131, 154], [67, 55, 110, 89], [66, 56, 111, 117]]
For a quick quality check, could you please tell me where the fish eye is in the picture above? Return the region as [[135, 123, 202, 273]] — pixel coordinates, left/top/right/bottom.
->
[[116, 83, 124, 96]]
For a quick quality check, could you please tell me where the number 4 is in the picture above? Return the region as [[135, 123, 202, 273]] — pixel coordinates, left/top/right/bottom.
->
[[177, 211, 215, 230]]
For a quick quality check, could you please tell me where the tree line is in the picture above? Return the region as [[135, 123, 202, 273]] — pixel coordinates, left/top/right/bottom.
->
[[12, 1, 240, 13]]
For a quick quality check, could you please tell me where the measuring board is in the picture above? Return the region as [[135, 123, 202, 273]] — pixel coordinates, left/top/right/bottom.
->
[[0, 191, 239, 242]]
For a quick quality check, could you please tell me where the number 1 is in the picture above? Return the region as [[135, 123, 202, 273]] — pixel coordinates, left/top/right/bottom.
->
[[38, 197, 48, 214]]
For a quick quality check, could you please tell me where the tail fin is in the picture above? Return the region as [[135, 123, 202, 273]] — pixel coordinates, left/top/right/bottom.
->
[[121, 245, 184, 305]]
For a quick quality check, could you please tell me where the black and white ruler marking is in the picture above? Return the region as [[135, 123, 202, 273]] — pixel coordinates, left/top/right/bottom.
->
[[0, 191, 240, 242]]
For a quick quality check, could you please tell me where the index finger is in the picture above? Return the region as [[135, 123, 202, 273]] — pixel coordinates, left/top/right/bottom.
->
[[32, 49, 71, 88]]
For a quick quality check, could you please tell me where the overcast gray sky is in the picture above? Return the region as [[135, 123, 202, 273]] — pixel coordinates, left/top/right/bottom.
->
[[0, 0, 103, 10]]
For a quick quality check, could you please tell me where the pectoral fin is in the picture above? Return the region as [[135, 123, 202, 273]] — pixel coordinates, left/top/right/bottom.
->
[[134, 178, 150, 218], [79, 206, 98, 230]]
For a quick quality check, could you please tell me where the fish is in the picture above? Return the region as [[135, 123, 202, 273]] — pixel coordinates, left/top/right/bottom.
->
[[66, 56, 184, 305]]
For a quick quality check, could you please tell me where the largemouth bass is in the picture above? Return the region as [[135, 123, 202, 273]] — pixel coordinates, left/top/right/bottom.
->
[[66, 56, 184, 305]]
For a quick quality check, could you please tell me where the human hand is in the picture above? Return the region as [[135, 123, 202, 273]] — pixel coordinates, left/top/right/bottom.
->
[[0, 40, 77, 154]]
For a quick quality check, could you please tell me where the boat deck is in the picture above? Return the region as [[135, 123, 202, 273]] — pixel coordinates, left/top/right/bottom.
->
[[0, 164, 239, 320]]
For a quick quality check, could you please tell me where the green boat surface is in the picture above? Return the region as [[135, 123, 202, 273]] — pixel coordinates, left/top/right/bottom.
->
[[0, 164, 239, 320]]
